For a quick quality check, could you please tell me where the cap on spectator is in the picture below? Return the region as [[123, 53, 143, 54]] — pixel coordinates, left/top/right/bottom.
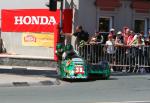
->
[[133, 34, 138, 40], [130, 30, 134, 35], [110, 28, 115, 32], [117, 31, 122, 35]]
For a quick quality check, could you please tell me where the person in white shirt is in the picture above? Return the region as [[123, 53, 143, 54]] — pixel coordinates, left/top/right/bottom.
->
[[105, 34, 116, 71], [105, 34, 115, 68], [106, 35, 115, 54]]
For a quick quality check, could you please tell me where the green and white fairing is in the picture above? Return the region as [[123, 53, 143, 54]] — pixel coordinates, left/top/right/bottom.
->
[[56, 43, 111, 80], [88, 61, 111, 79], [58, 57, 88, 79]]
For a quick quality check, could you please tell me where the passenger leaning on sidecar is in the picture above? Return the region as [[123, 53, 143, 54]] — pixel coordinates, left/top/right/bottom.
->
[[62, 44, 76, 60], [55, 43, 64, 61]]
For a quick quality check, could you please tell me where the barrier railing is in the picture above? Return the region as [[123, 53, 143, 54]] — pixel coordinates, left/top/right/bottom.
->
[[77, 43, 150, 72]]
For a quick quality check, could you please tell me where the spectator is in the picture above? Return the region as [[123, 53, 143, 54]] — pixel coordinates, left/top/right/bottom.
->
[[88, 35, 98, 63], [145, 30, 150, 45], [127, 30, 135, 46], [105, 34, 115, 64], [89, 32, 104, 44], [129, 34, 145, 68], [122, 27, 130, 45], [145, 38, 150, 46], [95, 32, 104, 44], [115, 31, 124, 47], [115, 31, 124, 66], [137, 34, 145, 71], [140, 31, 145, 39], [131, 34, 145, 46], [109, 28, 116, 39], [138, 34, 145, 46], [88, 32, 104, 63], [89, 36, 97, 44], [73, 25, 89, 49]]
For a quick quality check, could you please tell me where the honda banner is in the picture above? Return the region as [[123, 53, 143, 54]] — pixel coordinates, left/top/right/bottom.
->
[[1, 9, 72, 33]]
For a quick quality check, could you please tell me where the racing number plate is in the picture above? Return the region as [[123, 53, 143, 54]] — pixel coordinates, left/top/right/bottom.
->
[[75, 66, 84, 74]]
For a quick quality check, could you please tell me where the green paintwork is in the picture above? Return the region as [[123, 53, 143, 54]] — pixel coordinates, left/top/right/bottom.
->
[[56, 44, 111, 80], [57, 57, 88, 79], [57, 58, 111, 79], [88, 63, 111, 79]]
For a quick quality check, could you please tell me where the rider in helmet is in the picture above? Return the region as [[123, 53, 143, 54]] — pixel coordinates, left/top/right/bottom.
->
[[62, 44, 76, 60], [55, 43, 64, 60]]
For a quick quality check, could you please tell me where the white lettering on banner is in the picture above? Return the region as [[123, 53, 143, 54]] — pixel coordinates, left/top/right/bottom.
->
[[14, 16, 23, 24], [40, 16, 48, 25], [48, 16, 56, 25], [14, 16, 56, 25], [31, 16, 40, 25], [23, 16, 32, 25]]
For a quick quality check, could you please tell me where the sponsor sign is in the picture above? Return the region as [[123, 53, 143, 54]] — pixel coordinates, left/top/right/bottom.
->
[[1, 9, 72, 33], [22, 32, 54, 47]]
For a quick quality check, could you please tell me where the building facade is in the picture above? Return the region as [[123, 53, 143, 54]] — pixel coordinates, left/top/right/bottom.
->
[[65, 0, 150, 35], [0, 0, 150, 59]]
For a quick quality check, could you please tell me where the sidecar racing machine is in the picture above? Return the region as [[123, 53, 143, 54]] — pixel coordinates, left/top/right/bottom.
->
[[56, 44, 111, 80], [57, 56, 88, 79]]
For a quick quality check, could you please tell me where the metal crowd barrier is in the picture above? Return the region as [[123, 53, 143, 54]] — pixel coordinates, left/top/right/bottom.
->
[[77, 43, 150, 72]]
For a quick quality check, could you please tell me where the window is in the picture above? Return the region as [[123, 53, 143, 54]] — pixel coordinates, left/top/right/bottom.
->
[[99, 17, 113, 33], [134, 19, 149, 36], [134, 20, 145, 33]]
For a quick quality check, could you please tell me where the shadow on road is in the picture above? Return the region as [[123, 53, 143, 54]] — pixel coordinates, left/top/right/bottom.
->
[[0, 69, 58, 79], [107, 78, 118, 80], [61, 79, 96, 83], [60, 77, 118, 83]]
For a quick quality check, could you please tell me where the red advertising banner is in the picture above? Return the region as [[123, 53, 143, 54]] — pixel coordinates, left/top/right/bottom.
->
[[1, 9, 72, 33]]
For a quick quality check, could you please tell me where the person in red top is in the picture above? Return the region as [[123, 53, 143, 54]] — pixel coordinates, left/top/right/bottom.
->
[[122, 27, 130, 45], [127, 30, 135, 46]]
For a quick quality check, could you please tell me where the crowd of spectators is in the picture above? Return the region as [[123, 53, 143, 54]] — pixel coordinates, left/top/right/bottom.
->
[[89, 27, 150, 46], [103, 27, 150, 72], [73, 25, 150, 72]]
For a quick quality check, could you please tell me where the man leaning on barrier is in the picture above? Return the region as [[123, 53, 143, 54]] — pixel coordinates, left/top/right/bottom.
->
[[73, 25, 89, 49], [127, 33, 146, 72], [115, 31, 124, 66]]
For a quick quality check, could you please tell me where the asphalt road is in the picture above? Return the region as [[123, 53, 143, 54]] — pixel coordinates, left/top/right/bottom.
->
[[0, 74, 150, 103]]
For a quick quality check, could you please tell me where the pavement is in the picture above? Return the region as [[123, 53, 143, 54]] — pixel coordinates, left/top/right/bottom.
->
[[0, 53, 57, 67], [0, 73, 60, 87], [0, 65, 55, 71], [0, 53, 53, 59], [0, 53, 61, 87], [0, 65, 60, 87]]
